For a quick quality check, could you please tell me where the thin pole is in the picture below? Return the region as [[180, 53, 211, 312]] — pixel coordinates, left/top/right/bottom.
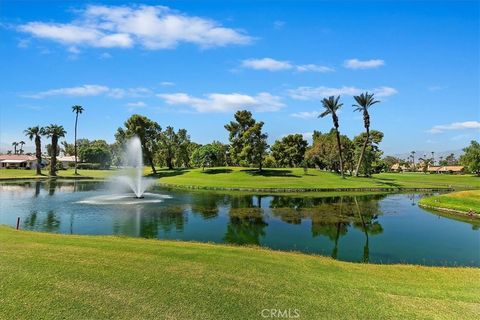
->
[[16, 217, 20, 230]]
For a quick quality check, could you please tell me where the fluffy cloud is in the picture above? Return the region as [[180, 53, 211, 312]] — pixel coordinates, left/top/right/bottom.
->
[[289, 111, 320, 119], [242, 58, 292, 71], [158, 92, 284, 113], [241, 58, 333, 73], [428, 121, 480, 134], [344, 59, 385, 69], [18, 5, 252, 50], [288, 86, 397, 100], [24, 84, 151, 99]]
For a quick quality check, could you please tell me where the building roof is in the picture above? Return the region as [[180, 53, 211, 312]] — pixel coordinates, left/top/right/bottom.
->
[[428, 165, 464, 172], [57, 156, 76, 162], [0, 154, 36, 161]]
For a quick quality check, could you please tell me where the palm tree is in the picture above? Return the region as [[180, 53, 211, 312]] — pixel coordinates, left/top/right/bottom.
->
[[352, 92, 379, 176], [320, 95, 344, 178], [431, 151, 435, 165], [12, 142, 18, 154], [24, 126, 44, 175], [43, 124, 66, 176], [72, 105, 84, 175], [410, 151, 416, 172], [18, 141, 25, 154], [419, 157, 433, 174]]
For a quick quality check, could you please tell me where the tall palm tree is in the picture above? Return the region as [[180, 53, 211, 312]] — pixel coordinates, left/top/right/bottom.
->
[[431, 151, 435, 165], [43, 124, 66, 176], [72, 105, 84, 175], [410, 151, 416, 172], [352, 92, 379, 176], [320, 95, 344, 178], [24, 126, 44, 175], [12, 142, 18, 154], [18, 141, 25, 154]]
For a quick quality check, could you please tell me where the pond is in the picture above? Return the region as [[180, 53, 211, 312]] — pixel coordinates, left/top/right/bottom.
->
[[0, 180, 478, 266]]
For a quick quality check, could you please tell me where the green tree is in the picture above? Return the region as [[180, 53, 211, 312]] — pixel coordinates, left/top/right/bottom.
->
[[271, 134, 308, 167], [71, 105, 84, 175], [225, 110, 268, 171], [352, 92, 379, 176], [460, 140, 480, 175], [79, 140, 112, 168], [158, 126, 177, 170], [43, 124, 66, 176], [418, 157, 433, 174], [61, 141, 75, 155], [305, 130, 353, 173], [319, 96, 345, 178], [12, 142, 18, 154], [174, 128, 191, 168], [191, 144, 218, 170], [24, 126, 44, 175], [117, 114, 161, 173], [353, 130, 384, 176]]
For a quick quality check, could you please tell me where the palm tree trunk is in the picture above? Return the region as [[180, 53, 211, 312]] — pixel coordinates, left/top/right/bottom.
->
[[50, 136, 57, 176], [334, 128, 344, 178], [355, 127, 369, 177], [74, 113, 78, 175], [35, 136, 41, 175]]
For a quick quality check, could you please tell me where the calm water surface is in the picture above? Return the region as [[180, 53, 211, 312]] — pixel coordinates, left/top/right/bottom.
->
[[1, 180, 478, 266]]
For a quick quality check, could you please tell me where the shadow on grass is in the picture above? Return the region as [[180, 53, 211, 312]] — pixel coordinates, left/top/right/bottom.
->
[[202, 168, 233, 174], [147, 169, 189, 179], [372, 177, 402, 188], [242, 169, 301, 178]]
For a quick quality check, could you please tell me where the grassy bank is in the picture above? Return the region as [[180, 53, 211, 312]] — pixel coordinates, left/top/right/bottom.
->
[[0, 168, 115, 180], [157, 167, 480, 191], [2, 167, 479, 192], [0, 226, 478, 319], [420, 190, 480, 216]]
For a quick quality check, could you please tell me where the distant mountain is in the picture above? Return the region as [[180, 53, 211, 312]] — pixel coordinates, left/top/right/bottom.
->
[[387, 149, 464, 161]]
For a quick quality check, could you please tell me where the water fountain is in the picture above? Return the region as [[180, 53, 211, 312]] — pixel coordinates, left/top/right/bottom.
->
[[114, 137, 156, 198], [78, 136, 170, 205]]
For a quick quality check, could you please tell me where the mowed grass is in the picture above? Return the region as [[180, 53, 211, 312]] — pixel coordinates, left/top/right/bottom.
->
[[420, 190, 480, 215], [0, 226, 479, 319], [0, 168, 115, 180], [158, 167, 480, 191]]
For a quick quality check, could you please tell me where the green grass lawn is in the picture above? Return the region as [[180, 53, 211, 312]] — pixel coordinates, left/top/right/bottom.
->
[[0, 168, 115, 180], [420, 190, 480, 215], [0, 226, 478, 319], [157, 167, 480, 191]]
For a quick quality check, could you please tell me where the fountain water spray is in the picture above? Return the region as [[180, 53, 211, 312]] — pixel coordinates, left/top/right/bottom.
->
[[114, 137, 156, 198]]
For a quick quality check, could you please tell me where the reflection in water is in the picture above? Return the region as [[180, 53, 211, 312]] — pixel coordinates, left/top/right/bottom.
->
[[225, 195, 268, 245], [2, 181, 479, 266]]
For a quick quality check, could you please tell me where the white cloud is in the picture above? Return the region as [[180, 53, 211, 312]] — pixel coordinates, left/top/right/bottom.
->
[[18, 5, 252, 51], [99, 52, 112, 59], [126, 101, 146, 107], [242, 58, 292, 71], [242, 58, 333, 73], [428, 121, 480, 134], [288, 86, 397, 100], [160, 81, 175, 86], [290, 111, 319, 119], [158, 92, 284, 113], [344, 59, 385, 69], [24, 84, 151, 99], [295, 64, 334, 73]]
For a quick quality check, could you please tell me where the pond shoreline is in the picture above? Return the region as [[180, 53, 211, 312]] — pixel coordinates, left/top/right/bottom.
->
[[158, 182, 454, 193], [420, 204, 480, 219]]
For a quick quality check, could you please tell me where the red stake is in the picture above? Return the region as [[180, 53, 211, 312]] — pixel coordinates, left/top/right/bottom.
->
[[16, 217, 20, 230]]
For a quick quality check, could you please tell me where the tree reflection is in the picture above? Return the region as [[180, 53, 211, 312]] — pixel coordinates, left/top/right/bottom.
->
[[224, 195, 267, 245], [24, 210, 60, 232], [190, 192, 225, 219], [270, 194, 385, 261]]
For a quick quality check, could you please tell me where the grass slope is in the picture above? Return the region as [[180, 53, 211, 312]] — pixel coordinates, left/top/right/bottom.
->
[[420, 190, 480, 216], [158, 167, 480, 191], [0, 226, 479, 319]]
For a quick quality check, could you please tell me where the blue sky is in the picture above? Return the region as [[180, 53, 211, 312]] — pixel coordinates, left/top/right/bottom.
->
[[1, 0, 479, 155]]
